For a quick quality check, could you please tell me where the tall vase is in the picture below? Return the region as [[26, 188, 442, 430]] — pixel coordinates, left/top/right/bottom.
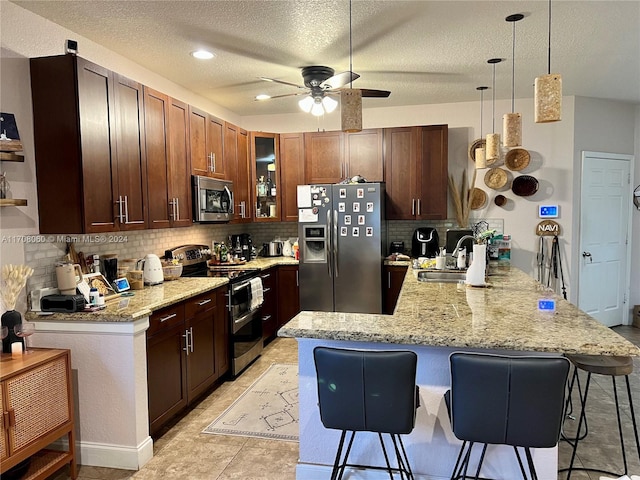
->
[[2, 309, 23, 354]]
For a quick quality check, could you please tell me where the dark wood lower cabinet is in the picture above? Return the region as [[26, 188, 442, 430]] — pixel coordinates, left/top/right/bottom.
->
[[147, 287, 227, 436], [383, 265, 408, 314], [260, 268, 278, 342], [277, 265, 300, 329]]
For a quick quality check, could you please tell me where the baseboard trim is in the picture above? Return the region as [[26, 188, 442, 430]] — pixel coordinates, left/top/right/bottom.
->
[[51, 436, 153, 470]]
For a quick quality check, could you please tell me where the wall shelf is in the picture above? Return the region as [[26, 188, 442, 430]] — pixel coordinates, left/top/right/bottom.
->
[[0, 152, 25, 162], [0, 198, 27, 206]]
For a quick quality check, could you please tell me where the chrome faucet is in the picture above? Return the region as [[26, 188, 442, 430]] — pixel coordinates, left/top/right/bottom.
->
[[452, 235, 476, 258]]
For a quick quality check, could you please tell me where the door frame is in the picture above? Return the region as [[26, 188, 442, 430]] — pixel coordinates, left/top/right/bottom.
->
[[577, 151, 634, 325]]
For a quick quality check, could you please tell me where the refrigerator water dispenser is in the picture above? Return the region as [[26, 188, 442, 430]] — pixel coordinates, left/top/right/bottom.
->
[[302, 226, 327, 263]]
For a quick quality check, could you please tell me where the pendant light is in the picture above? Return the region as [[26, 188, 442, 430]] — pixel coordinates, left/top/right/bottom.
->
[[535, 0, 562, 123], [475, 86, 488, 169], [341, 0, 362, 133], [486, 58, 502, 163], [503, 14, 524, 147]]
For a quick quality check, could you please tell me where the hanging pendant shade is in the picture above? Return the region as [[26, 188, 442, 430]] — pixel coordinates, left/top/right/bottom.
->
[[535, 74, 562, 122], [503, 112, 522, 147], [475, 86, 488, 170], [535, 0, 562, 123], [486, 58, 502, 163], [341, 89, 362, 133], [503, 13, 524, 147]]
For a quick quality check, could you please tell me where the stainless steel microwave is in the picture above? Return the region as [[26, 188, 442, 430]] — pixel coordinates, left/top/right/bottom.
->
[[192, 175, 233, 222]]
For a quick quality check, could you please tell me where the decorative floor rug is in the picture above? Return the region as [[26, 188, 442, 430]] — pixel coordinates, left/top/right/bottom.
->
[[202, 363, 299, 442]]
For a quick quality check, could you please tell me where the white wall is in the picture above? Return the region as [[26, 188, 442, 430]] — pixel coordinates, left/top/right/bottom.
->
[[2, 1, 639, 322], [633, 106, 640, 317]]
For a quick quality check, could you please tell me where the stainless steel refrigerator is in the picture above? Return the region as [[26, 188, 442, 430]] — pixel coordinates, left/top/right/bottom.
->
[[297, 183, 386, 314]]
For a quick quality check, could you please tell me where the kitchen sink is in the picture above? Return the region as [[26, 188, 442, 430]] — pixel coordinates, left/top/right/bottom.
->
[[417, 270, 466, 283]]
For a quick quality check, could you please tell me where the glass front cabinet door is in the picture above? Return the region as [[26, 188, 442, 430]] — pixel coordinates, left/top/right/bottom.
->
[[251, 132, 280, 221]]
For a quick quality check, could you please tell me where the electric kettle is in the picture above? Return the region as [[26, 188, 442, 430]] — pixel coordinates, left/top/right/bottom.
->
[[137, 254, 164, 285]]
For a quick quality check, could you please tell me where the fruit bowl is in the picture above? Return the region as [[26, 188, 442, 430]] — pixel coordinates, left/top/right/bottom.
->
[[162, 263, 183, 281]]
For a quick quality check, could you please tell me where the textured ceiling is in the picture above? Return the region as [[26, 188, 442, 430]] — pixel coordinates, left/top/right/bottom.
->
[[10, 0, 640, 116]]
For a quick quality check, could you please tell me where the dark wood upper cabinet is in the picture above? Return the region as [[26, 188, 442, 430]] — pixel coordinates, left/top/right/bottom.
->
[[344, 129, 383, 182], [384, 125, 448, 220], [189, 107, 225, 179], [166, 98, 193, 227], [30, 55, 148, 233], [303, 131, 344, 184], [279, 133, 305, 222], [144, 88, 192, 228], [232, 126, 252, 222]]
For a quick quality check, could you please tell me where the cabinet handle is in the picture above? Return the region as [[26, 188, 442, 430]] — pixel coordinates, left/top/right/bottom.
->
[[124, 195, 130, 223], [212, 153, 216, 172], [260, 273, 271, 279], [116, 195, 125, 223], [262, 315, 272, 321], [159, 313, 177, 323], [182, 329, 190, 355], [263, 287, 271, 293], [207, 153, 212, 172], [417, 199, 421, 216], [388, 271, 391, 289], [296, 270, 299, 287], [189, 326, 194, 353], [411, 198, 416, 216], [240, 201, 246, 218], [175, 198, 180, 221], [197, 298, 212, 306]]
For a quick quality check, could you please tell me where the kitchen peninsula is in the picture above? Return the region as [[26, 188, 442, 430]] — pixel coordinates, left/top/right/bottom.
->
[[278, 266, 639, 480]]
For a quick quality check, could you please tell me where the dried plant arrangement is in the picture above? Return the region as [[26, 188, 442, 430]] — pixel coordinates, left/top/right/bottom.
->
[[1, 264, 34, 310], [448, 168, 477, 228]]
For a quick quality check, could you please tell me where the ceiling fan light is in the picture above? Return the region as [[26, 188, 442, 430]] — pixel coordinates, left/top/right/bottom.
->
[[298, 96, 314, 113], [322, 96, 338, 113], [310, 100, 325, 116], [341, 89, 362, 133], [190, 50, 215, 60], [535, 73, 562, 123], [255, 94, 271, 101], [503, 112, 522, 147]]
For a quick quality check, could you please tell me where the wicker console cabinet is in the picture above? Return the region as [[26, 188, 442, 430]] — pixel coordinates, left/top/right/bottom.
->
[[1, 348, 77, 479]]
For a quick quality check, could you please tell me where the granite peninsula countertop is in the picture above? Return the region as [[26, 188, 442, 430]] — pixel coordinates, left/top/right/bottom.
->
[[26, 257, 298, 323], [278, 265, 639, 357]]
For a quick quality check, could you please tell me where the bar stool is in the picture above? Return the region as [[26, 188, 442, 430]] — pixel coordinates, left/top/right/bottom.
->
[[313, 346, 419, 480], [444, 352, 570, 480], [560, 354, 640, 479]]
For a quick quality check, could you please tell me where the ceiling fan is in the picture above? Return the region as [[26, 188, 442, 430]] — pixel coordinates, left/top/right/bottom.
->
[[257, 65, 391, 116]]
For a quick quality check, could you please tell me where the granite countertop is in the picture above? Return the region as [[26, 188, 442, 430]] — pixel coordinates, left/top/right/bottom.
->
[[26, 257, 298, 323], [279, 265, 640, 356]]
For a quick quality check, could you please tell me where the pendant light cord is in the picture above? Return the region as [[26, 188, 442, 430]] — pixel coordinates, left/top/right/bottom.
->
[[480, 90, 484, 137], [511, 21, 516, 113], [492, 63, 496, 132], [547, 0, 552, 74], [349, 0, 353, 88]]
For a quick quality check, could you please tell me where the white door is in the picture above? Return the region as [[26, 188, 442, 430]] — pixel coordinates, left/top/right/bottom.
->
[[578, 152, 632, 327]]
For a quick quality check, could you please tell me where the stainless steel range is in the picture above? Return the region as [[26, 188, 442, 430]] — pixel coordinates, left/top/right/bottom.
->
[[165, 244, 263, 377]]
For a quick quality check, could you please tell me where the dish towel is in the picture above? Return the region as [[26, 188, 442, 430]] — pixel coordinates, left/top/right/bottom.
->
[[249, 277, 263, 311]]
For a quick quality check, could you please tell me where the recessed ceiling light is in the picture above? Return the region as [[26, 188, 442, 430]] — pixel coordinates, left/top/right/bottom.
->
[[191, 50, 215, 60], [255, 94, 271, 101]]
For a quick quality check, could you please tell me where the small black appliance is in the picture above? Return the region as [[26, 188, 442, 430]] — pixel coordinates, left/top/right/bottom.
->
[[389, 241, 404, 254], [412, 228, 439, 258]]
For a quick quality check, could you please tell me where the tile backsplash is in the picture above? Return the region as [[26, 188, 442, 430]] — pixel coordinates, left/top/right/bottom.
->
[[23, 218, 502, 292]]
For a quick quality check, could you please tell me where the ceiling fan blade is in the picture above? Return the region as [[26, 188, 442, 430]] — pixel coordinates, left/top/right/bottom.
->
[[360, 89, 391, 98], [322, 71, 360, 89], [259, 77, 306, 89], [256, 92, 308, 100]]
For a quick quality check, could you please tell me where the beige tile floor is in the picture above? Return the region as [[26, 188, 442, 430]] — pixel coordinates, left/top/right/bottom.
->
[[47, 327, 640, 480]]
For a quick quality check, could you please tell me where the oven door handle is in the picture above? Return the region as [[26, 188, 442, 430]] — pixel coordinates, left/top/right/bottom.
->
[[233, 309, 257, 333], [232, 281, 251, 294]]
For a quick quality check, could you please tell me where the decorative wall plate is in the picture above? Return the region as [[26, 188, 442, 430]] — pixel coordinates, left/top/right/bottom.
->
[[468, 138, 485, 162], [470, 188, 487, 209], [505, 148, 531, 171], [484, 168, 508, 189], [512, 175, 539, 196]]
